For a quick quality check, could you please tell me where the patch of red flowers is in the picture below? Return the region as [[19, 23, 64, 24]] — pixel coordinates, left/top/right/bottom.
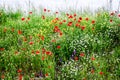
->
[[36, 50, 40, 54], [81, 26, 85, 30], [67, 22, 72, 26]]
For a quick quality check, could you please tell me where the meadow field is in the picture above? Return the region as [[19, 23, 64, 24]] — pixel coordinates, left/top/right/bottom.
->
[[0, 7, 120, 80]]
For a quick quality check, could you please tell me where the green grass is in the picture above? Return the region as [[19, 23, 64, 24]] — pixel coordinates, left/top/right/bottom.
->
[[0, 9, 120, 80]]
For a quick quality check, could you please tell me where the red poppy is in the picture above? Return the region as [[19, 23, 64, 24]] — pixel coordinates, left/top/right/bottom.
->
[[48, 10, 50, 12], [18, 30, 22, 35], [21, 17, 25, 21], [110, 19, 113, 22], [118, 14, 120, 17], [80, 53, 85, 57], [110, 12, 114, 16], [0, 48, 4, 51], [67, 22, 72, 26], [29, 12, 32, 14], [76, 23, 80, 27], [31, 50, 34, 54], [42, 15, 45, 19], [29, 41, 34, 45], [42, 56, 45, 60], [85, 18, 89, 20], [99, 71, 103, 75], [51, 39, 56, 42], [56, 12, 58, 14], [91, 56, 95, 61], [36, 50, 40, 54], [45, 73, 48, 77], [11, 28, 14, 32], [78, 19, 81, 23], [53, 26, 60, 33], [79, 17, 82, 20], [91, 69, 94, 74], [66, 13, 69, 16], [68, 15, 73, 18], [92, 27, 95, 30], [57, 45, 61, 49], [42, 48, 46, 54], [1, 74, 5, 79], [74, 56, 79, 61], [91, 20, 95, 24], [3, 28, 7, 32], [19, 74, 23, 80], [27, 17, 30, 20], [59, 32, 63, 36], [44, 8, 46, 12], [81, 26, 85, 30], [46, 51, 52, 56], [74, 13, 76, 17], [59, 22, 62, 25], [63, 20, 66, 22], [41, 36, 44, 41], [17, 69, 22, 73]]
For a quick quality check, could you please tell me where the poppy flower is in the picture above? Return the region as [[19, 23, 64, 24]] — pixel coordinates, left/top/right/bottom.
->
[[42, 15, 45, 19], [110, 12, 114, 16], [91, 69, 95, 74], [59, 32, 63, 36], [18, 30, 22, 35], [63, 20, 66, 22], [41, 36, 44, 41], [74, 13, 76, 17], [51, 39, 56, 42], [68, 15, 73, 18], [78, 19, 81, 22], [76, 23, 80, 27], [56, 12, 58, 14], [44, 8, 46, 12], [42, 56, 45, 60], [48, 10, 50, 12], [1, 74, 5, 79], [57, 45, 61, 49], [29, 41, 34, 45], [21, 17, 25, 21], [31, 50, 34, 54], [19, 74, 23, 80], [85, 18, 88, 20], [59, 22, 62, 25], [118, 14, 120, 17], [29, 12, 32, 14], [0, 48, 4, 51], [91, 20, 95, 24], [92, 27, 95, 30], [53, 26, 60, 33], [3, 28, 7, 32], [42, 48, 46, 54], [99, 71, 103, 75], [46, 51, 52, 56], [17, 69, 22, 73], [79, 17, 82, 20], [81, 26, 85, 30], [110, 19, 113, 22], [91, 56, 95, 60], [67, 22, 72, 26], [66, 13, 69, 16], [45, 73, 48, 77], [36, 50, 40, 54], [80, 53, 85, 57], [11, 28, 14, 32], [74, 56, 79, 61], [27, 17, 30, 20]]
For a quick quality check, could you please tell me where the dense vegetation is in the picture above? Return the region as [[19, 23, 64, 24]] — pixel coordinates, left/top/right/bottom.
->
[[0, 9, 120, 80]]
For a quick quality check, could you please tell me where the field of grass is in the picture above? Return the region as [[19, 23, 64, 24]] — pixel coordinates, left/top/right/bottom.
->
[[0, 8, 120, 80]]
